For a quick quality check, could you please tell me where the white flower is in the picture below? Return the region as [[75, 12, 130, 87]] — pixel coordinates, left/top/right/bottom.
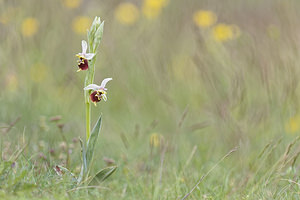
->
[[76, 40, 96, 72], [76, 40, 95, 60], [84, 78, 112, 104]]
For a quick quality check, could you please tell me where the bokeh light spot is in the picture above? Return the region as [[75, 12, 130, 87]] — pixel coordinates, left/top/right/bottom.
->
[[61, 0, 81, 9], [21, 18, 39, 37], [72, 16, 92, 35], [193, 10, 217, 28], [212, 23, 240, 42], [115, 3, 139, 25], [142, 0, 168, 20]]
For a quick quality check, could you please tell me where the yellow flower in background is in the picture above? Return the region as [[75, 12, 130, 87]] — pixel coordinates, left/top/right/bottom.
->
[[142, 0, 169, 20], [150, 133, 164, 148], [267, 24, 280, 40], [115, 3, 139, 25], [61, 0, 81, 9], [72, 16, 92, 35], [30, 63, 48, 83], [212, 24, 240, 42], [144, 0, 168, 9], [0, 15, 9, 24], [21, 18, 39, 37], [6, 74, 18, 92], [193, 10, 217, 28], [285, 116, 300, 134]]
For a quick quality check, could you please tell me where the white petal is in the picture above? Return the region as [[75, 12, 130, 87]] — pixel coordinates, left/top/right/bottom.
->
[[76, 53, 84, 57], [81, 40, 88, 54], [85, 53, 95, 60], [100, 78, 112, 89], [84, 84, 101, 91], [102, 93, 107, 101]]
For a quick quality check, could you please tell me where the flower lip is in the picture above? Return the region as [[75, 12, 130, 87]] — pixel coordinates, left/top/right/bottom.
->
[[77, 58, 89, 71], [90, 91, 101, 102]]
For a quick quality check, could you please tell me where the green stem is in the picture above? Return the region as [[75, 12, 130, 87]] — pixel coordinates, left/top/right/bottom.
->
[[86, 102, 91, 142]]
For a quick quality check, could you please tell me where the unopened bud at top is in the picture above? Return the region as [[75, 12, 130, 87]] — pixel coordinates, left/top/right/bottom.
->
[[88, 17, 100, 40], [87, 16, 104, 53]]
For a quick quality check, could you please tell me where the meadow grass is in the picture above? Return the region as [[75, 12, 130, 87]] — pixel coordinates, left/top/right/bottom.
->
[[1, 0, 300, 199]]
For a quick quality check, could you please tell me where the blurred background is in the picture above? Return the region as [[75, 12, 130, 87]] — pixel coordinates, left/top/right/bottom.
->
[[2, 0, 300, 198]]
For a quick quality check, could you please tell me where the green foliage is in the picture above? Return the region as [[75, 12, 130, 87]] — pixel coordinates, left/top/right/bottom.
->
[[86, 116, 102, 171], [0, 161, 36, 195], [89, 166, 117, 185]]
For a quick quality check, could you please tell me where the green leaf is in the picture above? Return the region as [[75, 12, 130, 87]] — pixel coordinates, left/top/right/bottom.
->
[[79, 138, 87, 173], [89, 166, 117, 185], [20, 183, 36, 190], [86, 116, 102, 170], [13, 170, 27, 184], [77, 138, 87, 184], [0, 161, 13, 176]]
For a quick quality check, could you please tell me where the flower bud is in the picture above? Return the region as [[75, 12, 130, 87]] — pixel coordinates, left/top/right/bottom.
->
[[92, 21, 104, 52], [87, 16, 104, 53], [89, 17, 101, 36]]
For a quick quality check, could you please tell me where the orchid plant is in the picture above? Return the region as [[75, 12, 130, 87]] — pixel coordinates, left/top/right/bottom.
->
[[56, 17, 116, 186]]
